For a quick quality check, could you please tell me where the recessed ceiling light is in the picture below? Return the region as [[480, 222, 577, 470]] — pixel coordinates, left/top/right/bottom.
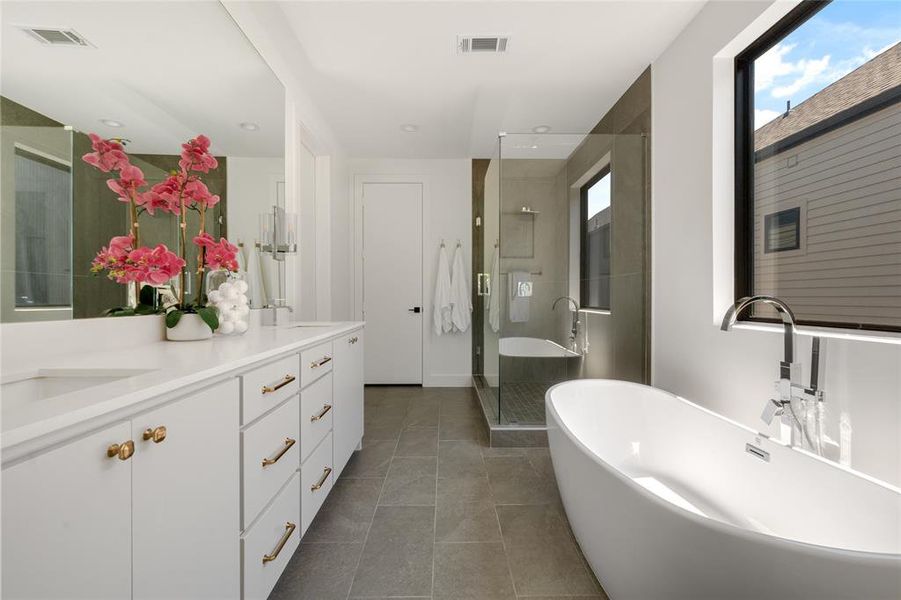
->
[[100, 119, 123, 128], [239, 122, 260, 131], [401, 124, 419, 133], [532, 125, 551, 134]]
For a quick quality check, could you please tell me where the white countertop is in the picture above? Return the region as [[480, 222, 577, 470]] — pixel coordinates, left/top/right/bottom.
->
[[1, 321, 363, 462]]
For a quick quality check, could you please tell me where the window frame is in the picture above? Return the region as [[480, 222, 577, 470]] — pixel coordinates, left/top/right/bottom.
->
[[732, 0, 901, 333], [580, 165, 612, 311]]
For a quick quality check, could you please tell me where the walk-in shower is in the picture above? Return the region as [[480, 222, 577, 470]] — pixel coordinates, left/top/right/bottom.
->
[[472, 132, 650, 445]]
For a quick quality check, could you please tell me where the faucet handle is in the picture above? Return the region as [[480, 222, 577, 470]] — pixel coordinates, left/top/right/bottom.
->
[[761, 399, 784, 425]]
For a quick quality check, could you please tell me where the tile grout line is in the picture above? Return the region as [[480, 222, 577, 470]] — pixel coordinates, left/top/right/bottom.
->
[[430, 396, 441, 600], [485, 431, 520, 600], [343, 393, 403, 600]]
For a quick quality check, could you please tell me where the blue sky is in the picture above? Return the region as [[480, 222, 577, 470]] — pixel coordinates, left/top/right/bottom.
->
[[587, 172, 611, 220], [754, 0, 901, 129]]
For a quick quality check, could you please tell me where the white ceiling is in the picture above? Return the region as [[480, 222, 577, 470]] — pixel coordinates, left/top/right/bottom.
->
[[1, 1, 284, 156], [276, 0, 705, 158]]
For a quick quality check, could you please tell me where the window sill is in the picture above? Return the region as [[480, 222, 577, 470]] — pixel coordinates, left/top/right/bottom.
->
[[731, 322, 901, 346]]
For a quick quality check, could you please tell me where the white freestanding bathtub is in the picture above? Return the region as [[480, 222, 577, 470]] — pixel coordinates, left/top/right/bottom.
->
[[546, 379, 901, 600]]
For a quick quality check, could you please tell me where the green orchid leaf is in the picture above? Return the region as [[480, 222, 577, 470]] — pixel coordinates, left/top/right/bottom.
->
[[196, 306, 219, 332], [165, 309, 183, 328], [139, 285, 156, 307]]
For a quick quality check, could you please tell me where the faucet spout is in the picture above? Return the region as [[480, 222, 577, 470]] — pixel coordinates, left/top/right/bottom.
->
[[552, 296, 581, 351], [721, 295, 797, 372]]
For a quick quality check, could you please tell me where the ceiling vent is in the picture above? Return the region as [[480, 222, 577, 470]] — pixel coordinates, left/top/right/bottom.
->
[[458, 35, 509, 54], [21, 27, 93, 47]]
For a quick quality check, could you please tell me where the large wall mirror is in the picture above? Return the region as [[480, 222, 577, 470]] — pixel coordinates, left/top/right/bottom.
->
[[0, 1, 285, 323]]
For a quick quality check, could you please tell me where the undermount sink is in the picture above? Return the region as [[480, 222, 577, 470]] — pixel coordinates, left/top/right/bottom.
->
[[1, 368, 157, 409]]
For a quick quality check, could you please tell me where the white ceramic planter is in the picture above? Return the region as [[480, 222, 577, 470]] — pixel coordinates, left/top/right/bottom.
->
[[166, 313, 213, 341]]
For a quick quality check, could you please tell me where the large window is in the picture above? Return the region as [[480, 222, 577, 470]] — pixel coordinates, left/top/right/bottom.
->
[[581, 167, 611, 310], [735, 0, 901, 331]]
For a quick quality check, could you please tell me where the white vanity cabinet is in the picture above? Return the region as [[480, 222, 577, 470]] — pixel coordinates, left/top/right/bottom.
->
[[131, 379, 240, 600], [333, 330, 364, 476], [0, 379, 240, 600], [1, 421, 133, 600], [1, 324, 365, 600]]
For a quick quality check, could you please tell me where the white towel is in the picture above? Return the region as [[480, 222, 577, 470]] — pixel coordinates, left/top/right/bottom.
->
[[488, 246, 500, 333], [450, 245, 471, 333], [433, 245, 453, 335], [508, 271, 531, 323]]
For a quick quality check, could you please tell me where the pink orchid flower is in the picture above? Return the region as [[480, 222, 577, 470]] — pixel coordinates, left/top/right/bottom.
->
[[82, 133, 130, 173], [202, 237, 239, 272], [150, 173, 186, 210], [179, 134, 219, 173], [107, 164, 147, 202], [126, 244, 185, 285], [183, 179, 220, 209]]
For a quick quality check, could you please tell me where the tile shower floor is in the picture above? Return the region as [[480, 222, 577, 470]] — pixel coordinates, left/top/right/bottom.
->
[[270, 386, 607, 600], [475, 380, 549, 426]]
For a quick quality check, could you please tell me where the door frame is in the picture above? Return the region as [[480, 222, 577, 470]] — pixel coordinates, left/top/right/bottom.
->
[[352, 174, 430, 385]]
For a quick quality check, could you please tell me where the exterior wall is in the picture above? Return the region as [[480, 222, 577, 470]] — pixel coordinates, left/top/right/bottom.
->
[[752, 102, 901, 328]]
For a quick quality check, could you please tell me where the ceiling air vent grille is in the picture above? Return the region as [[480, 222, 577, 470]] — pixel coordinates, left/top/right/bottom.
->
[[21, 27, 93, 47], [458, 35, 509, 54]]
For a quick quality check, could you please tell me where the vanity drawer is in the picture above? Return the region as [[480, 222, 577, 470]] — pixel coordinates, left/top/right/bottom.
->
[[241, 473, 300, 600], [242, 395, 300, 528], [300, 341, 333, 388], [300, 373, 333, 462], [242, 354, 300, 425], [300, 432, 333, 534]]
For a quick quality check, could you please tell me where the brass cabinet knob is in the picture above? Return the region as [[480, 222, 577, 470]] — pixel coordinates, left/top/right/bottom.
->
[[107, 440, 135, 461], [142, 426, 167, 444]]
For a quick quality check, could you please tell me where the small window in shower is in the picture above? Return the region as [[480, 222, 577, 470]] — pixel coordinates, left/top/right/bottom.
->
[[580, 167, 611, 310]]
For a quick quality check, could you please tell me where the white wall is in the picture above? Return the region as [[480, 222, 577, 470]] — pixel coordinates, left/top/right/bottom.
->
[[651, 0, 901, 486], [344, 159, 472, 387], [225, 157, 285, 307]]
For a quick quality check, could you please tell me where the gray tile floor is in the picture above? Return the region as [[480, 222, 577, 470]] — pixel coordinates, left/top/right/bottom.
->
[[270, 386, 608, 600]]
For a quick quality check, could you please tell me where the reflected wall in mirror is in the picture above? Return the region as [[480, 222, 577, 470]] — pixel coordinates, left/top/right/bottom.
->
[[0, 1, 285, 322]]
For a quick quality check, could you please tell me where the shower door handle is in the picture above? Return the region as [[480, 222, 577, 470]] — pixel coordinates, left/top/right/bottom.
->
[[477, 273, 491, 296]]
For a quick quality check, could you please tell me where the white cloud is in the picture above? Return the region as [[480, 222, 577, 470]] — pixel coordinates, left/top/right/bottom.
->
[[771, 54, 831, 98], [755, 109, 782, 129], [755, 43, 797, 92]]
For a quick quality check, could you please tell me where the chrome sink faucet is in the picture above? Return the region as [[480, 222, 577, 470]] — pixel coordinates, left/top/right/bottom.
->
[[721, 295, 826, 453], [553, 296, 581, 352]]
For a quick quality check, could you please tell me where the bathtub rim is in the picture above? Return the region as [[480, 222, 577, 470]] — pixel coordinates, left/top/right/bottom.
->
[[545, 378, 901, 561]]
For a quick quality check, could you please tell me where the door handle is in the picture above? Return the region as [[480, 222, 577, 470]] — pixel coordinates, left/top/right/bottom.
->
[[408, 306, 421, 313], [477, 273, 491, 296]]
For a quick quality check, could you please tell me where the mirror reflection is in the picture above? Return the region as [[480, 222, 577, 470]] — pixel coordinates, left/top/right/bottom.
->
[[0, 1, 285, 322]]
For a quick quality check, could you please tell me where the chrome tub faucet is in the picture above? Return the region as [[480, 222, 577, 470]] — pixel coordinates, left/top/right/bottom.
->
[[553, 296, 581, 352], [721, 295, 826, 453]]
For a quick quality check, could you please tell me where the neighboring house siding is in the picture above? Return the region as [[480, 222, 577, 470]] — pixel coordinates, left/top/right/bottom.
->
[[752, 100, 901, 328]]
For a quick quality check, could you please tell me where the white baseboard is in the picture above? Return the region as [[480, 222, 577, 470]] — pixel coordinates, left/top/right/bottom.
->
[[423, 374, 473, 387]]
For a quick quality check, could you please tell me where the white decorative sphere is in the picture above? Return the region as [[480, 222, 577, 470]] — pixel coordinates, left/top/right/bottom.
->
[[218, 321, 235, 334], [235, 280, 248, 294], [236, 295, 248, 306], [219, 308, 234, 322], [208, 290, 222, 304], [237, 304, 250, 317], [234, 320, 249, 333]]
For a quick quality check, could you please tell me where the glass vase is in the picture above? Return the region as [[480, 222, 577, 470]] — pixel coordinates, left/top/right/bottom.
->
[[205, 270, 250, 336]]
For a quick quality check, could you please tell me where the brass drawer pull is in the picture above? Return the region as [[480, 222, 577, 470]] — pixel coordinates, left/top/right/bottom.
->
[[262, 522, 296, 564], [311, 467, 332, 491], [310, 356, 332, 369], [262, 438, 296, 467], [107, 440, 135, 461], [142, 425, 167, 444], [349, 336, 358, 344], [310, 404, 333, 422], [262, 374, 295, 394]]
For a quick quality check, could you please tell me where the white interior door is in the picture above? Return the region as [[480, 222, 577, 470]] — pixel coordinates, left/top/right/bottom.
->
[[363, 182, 423, 384]]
